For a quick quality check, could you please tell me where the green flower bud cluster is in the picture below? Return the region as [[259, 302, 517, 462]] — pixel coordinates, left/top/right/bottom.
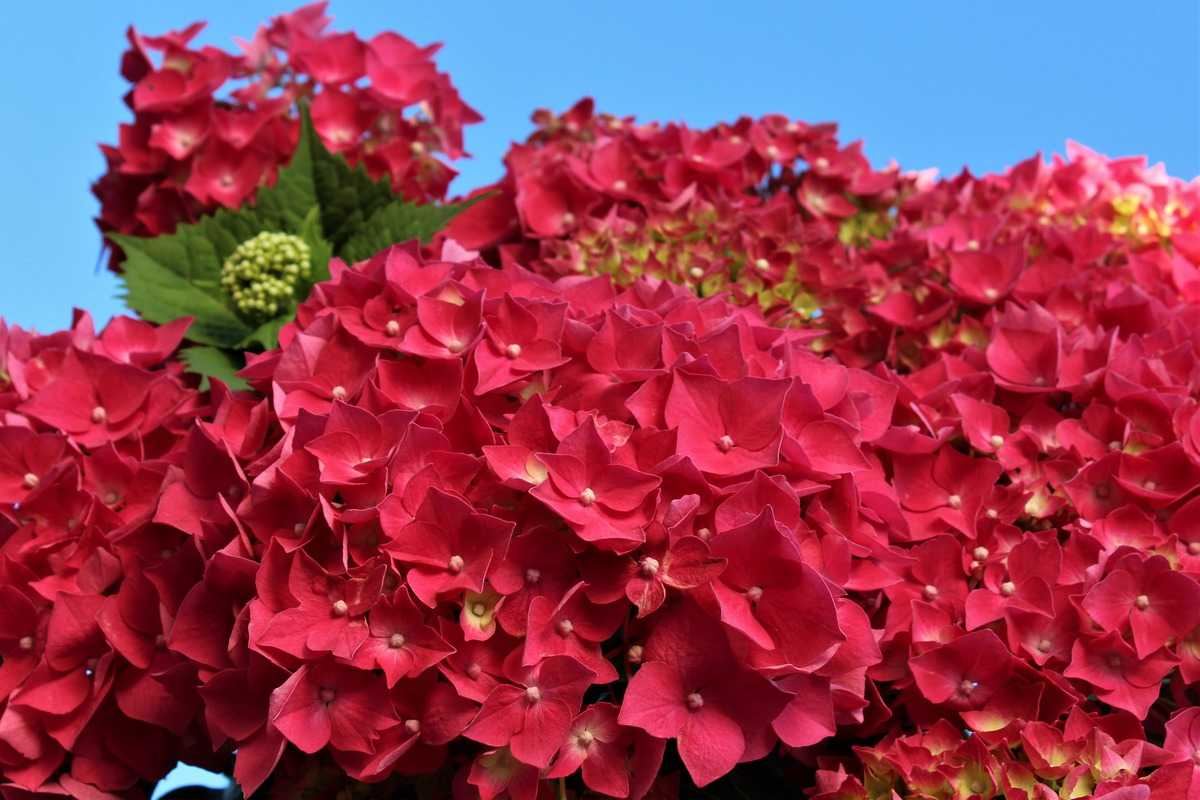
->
[[221, 232, 312, 321]]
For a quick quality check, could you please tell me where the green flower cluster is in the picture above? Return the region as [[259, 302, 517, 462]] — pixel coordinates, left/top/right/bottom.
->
[[220, 231, 312, 321]]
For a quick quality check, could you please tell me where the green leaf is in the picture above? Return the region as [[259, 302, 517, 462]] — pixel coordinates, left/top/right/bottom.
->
[[238, 316, 289, 351], [179, 346, 249, 391], [297, 205, 334, 287], [339, 196, 480, 264], [251, 111, 319, 233], [119, 253, 252, 347], [300, 108, 397, 251]]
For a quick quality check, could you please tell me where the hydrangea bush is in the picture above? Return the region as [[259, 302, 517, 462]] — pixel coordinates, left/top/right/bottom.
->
[[3, 4, 1200, 799]]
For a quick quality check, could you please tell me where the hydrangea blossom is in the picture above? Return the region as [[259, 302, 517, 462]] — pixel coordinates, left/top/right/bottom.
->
[[93, 2, 481, 265]]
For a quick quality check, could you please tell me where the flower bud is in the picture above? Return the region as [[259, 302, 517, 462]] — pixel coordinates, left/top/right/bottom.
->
[[221, 231, 312, 322]]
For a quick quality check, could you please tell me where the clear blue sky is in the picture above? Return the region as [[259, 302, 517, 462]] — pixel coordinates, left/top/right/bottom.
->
[[2, 2, 1197, 335]]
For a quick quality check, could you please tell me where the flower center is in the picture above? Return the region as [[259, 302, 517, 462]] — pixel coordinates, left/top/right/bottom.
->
[[1143, 480, 1158, 492], [575, 729, 595, 747], [579, 487, 597, 506], [448, 554, 465, 574], [695, 527, 712, 541], [525, 568, 542, 584], [556, 618, 574, 637], [1189, 542, 1200, 556], [561, 212, 576, 227], [466, 662, 482, 679], [685, 692, 704, 710], [1107, 654, 1122, 669], [972, 546, 989, 561], [332, 600, 349, 616], [1108, 440, 1122, 451], [505, 343, 522, 359], [922, 584, 939, 600], [1000, 581, 1016, 597], [986, 508, 999, 519], [983, 288, 999, 300], [524, 686, 542, 703], [754, 257, 770, 271], [626, 644, 644, 664], [1036, 638, 1052, 653], [389, 633, 406, 649], [612, 179, 627, 192], [385, 320, 401, 337], [331, 385, 348, 401], [716, 435, 735, 453], [640, 557, 660, 577], [21, 473, 38, 490], [688, 266, 704, 279], [1135, 594, 1150, 610], [91, 406, 107, 424], [958, 679, 979, 696], [319, 688, 336, 704], [989, 434, 1004, 447], [405, 718, 421, 734], [947, 494, 962, 509], [471, 602, 487, 617], [745, 585, 764, 603], [18, 635, 33, 651]]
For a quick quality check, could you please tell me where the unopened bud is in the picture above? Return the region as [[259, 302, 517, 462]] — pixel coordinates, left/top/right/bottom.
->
[[221, 231, 312, 322]]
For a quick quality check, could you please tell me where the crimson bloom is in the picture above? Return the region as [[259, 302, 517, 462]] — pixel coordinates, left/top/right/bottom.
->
[[1082, 553, 1200, 658], [351, 588, 454, 687], [463, 655, 595, 768], [269, 659, 397, 754], [531, 418, 660, 547], [909, 630, 1015, 711], [382, 487, 513, 607], [665, 372, 789, 476], [704, 508, 844, 671], [1064, 632, 1178, 718], [618, 602, 789, 787]]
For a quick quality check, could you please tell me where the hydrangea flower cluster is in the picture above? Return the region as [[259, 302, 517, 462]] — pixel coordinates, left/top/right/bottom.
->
[[92, 2, 480, 261], [446, 97, 909, 322], [8, 6, 1200, 799], [6, 210, 1200, 795], [447, 100, 1200, 351], [221, 232, 312, 321]]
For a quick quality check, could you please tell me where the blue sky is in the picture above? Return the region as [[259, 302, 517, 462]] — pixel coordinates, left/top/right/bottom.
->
[[0, 1, 1197, 794], [1, 2, 1196, 335]]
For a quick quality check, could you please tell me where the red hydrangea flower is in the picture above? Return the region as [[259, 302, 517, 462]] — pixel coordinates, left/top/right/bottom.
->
[[94, 3, 481, 260]]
